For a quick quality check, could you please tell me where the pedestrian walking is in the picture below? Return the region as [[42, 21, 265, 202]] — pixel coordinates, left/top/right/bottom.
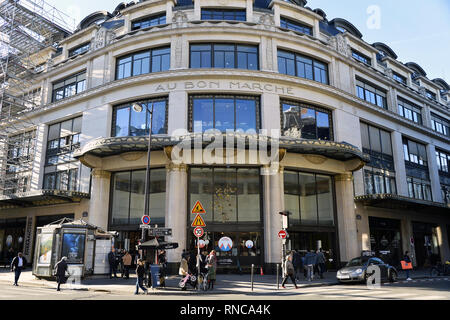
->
[[316, 248, 326, 279], [122, 250, 132, 279], [54, 257, 69, 291], [135, 259, 148, 295], [108, 248, 118, 279], [10, 252, 27, 286], [207, 250, 217, 290], [179, 254, 189, 277], [292, 250, 303, 281], [7, 248, 14, 265], [304, 249, 317, 281], [158, 250, 167, 288], [402, 251, 413, 281], [282, 255, 298, 289]]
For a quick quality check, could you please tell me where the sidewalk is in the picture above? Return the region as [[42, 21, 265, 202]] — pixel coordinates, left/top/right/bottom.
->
[[0, 268, 439, 296]]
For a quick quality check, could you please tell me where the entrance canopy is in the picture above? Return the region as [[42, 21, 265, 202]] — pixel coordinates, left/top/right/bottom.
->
[[355, 194, 450, 215], [0, 189, 90, 210]]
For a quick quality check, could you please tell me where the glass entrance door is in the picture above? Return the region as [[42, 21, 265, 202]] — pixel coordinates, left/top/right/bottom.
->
[[187, 231, 263, 273], [288, 231, 337, 270]]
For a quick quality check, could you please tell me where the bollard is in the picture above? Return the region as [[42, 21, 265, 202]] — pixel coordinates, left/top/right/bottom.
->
[[251, 264, 254, 292], [277, 263, 280, 290]]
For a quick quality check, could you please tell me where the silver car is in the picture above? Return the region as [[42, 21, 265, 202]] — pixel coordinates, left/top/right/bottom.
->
[[337, 256, 398, 283]]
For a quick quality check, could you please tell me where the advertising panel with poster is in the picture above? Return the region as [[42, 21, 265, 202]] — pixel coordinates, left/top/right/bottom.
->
[[38, 233, 53, 264], [61, 233, 86, 264]]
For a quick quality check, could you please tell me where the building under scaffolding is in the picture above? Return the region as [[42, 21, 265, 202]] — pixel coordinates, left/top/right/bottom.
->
[[0, 0, 74, 195]]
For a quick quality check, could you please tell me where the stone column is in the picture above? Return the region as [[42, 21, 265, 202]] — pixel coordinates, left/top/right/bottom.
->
[[88, 169, 111, 231], [165, 163, 188, 267], [193, 0, 201, 20], [246, 0, 253, 22], [335, 173, 359, 265], [400, 216, 416, 266], [168, 90, 188, 135], [262, 165, 284, 273], [426, 144, 443, 203], [437, 224, 450, 263], [261, 93, 280, 132], [391, 131, 408, 196]]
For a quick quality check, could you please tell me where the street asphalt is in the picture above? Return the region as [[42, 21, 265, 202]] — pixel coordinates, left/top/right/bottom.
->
[[0, 277, 448, 300]]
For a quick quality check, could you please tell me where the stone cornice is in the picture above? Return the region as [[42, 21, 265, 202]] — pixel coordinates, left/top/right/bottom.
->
[[15, 69, 450, 145], [35, 19, 449, 118]]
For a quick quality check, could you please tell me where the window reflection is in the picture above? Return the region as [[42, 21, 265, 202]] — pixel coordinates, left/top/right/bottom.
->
[[284, 171, 335, 226], [191, 95, 259, 133], [113, 98, 168, 137], [189, 168, 261, 223], [110, 169, 166, 226], [281, 101, 332, 140], [190, 44, 258, 70], [116, 47, 170, 80]]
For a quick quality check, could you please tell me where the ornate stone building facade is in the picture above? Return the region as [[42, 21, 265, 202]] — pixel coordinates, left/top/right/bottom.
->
[[0, 0, 449, 273]]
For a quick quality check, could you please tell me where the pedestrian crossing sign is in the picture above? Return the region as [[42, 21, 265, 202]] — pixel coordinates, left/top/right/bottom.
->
[[191, 213, 206, 227], [191, 200, 206, 214]]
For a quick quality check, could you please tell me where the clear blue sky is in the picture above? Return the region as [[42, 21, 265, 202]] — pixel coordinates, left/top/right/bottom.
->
[[46, 0, 450, 82]]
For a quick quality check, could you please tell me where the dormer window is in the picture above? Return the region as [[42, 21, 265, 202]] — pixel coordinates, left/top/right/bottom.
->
[[426, 90, 436, 101], [352, 50, 371, 66], [393, 73, 407, 85], [131, 13, 166, 30], [68, 42, 90, 57], [280, 17, 312, 35], [201, 9, 246, 21]]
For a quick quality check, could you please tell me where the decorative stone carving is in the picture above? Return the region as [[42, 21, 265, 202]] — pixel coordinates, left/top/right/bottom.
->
[[47, 58, 54, 69], [92, 169, 111, 179], [172, 10, 188, 27], [418, 86, 427, 97], [304, 154, 327, 165], [335, 173, 353, 182], [266, 38, 274, 71], [385, 68, 394, 79], [175, 36, 182, 69], [92, 27, 116, 51], [330, 34, 350, 57], [166, 162, 188, 172], [259, 14, 275, 29], [120, 152, 144, 161]]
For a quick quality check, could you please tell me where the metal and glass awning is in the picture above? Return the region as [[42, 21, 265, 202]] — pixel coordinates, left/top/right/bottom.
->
[[0, 189, 90, 209], [355, 194, 450, 215], [74, 133, 369, 164]]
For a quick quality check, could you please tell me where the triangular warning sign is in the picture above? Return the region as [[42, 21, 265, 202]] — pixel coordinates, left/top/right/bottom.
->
[[191, 201, 206, 214], [191, 214, 206, 227]]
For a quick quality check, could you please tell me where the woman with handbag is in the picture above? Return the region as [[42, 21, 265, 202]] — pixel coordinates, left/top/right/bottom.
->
[[402, 251, 413, 281], [54, 256, 68, 291]]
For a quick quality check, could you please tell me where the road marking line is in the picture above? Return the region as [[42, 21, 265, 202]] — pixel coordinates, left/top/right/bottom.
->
[[410, 296, 447, 300]]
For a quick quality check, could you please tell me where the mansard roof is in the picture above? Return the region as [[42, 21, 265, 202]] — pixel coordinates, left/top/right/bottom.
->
[[329, 18, 363, 39], [372, 42, 398, 60]]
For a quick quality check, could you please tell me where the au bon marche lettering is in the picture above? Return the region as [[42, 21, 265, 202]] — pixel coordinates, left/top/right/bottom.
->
[[155, 81, 294, 94]]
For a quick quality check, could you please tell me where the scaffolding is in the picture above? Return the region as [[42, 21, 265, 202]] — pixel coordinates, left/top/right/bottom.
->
[[0, 0, 75, 195]]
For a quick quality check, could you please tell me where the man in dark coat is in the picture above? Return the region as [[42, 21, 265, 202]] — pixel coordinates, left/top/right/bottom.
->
[[108, 248, 118, 279], [10, 252, 27, 286], [292, 250, 303, 281], [54, 257, 68, 291]]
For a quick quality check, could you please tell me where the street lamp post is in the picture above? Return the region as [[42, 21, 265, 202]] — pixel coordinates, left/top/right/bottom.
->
[[132, 102, 153, 259]]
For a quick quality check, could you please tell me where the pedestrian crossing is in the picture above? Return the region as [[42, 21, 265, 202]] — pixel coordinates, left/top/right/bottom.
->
[[0, 285, 91, 299], [292, 285, 449, 300]]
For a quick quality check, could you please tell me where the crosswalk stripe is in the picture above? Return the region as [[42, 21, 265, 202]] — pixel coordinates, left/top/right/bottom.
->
[[410, 295, 447, 300]]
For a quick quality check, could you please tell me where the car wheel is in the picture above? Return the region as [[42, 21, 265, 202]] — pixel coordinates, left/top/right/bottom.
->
[[430, 268, 439, 278], [389, 271, 397, 283]]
